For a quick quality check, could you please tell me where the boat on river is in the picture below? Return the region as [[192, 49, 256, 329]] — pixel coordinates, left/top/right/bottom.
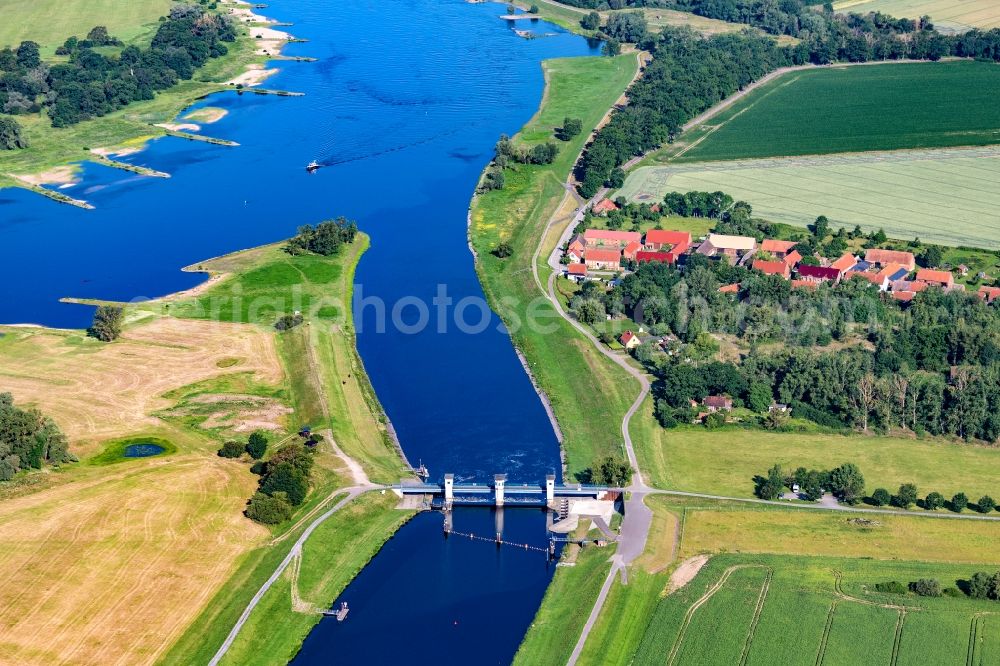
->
[[306, 160, 320, 172]]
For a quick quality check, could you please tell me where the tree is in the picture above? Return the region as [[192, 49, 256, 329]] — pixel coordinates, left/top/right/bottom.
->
[[829, 463, 865, 504], [493, 241, 513, 259], [218, 441, 244, 458], [924, 491, 944, 510], [592, 455, 632, 486], [286, 217, 357, 256], [871, 488, 891, 507], [245, 491, 292, 524], [260, 461, 308, 505], [967, 572, 996, 600], [748, 381, 773, 413], [895, 483, 918, 509], [922, 245, 944, 268], [557, 117, 583, 141], [16, 41, 41, 68], [0, 116, 28, 150], [529, 4, 539, 13], [978, 495, 996, 514], [580, 11, 601, 30], [603, 38, 621, 57], [755, 464, 785, 500], [246, 431, 268, 459], [951, 492, 969, 512], [810, 215, 830, 241], [88, 305, 124, 342], [910, 578, 942, 597], [604, 11, 647, 43]]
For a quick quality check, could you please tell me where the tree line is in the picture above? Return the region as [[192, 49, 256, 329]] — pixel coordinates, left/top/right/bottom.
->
[[243, 436, 322, 524], [285, 217, 358, 256], [0, 393, 74, 481], [575, 17, 1000, 197], [0, 6, 236, 127]]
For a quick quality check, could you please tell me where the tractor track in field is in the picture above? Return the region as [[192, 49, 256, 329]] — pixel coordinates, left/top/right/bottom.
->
[[738, 568, 773, 666], [814, 602, 837, 666]]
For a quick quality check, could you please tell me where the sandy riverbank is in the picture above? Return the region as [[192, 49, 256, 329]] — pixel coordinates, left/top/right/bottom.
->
[[10, 165, 80, 187], [185, 107, 229, 123]]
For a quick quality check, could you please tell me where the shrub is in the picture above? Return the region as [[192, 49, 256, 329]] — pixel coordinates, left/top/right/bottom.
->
[[0, 115, 29, 150], [873, 581, 907, 594], [978, 495, 996, 513], [967, 572, 999, 600], [557, 117, 583, 141], [943, 587, 963, 598], [218, 441, 244, 458], [704, 411, 727, 430], [246, 431, 268, 459], [275, 313, 304, 331], [924, 491, 944, 510], [871, 488, 891, 507], [245, 491, 292, 524], [910, 578, 942, 597], [493, 241, 513, 259], [951, 492, 969, 512]]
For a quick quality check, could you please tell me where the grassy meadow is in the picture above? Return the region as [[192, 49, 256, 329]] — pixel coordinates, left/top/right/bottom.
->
[[0, 0, 172, 53], [671, 61, 1000, 162], [633, 403, 1000, 501], [834, 0, 1000, 33], [470, 54, 640, 479], [620, 146, 1000, 247]]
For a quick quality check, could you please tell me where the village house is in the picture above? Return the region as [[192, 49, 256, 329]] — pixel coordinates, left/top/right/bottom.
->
[[696, 233, 757, 262], [623, 240, 642, 261], [979, 286, 1000, 304], [702, 395, 733, 412], [782, 250, 802, 267], [797, 264, 841, 284], [582, 229, 641, 249], [584, 247, 621, 271], [717, 283, 740, 294], [753, 257, 791, 279], [864, 248, 916, 272], [619, 330, 641, 350], [635, 250, 674, 265], [644, 229, 691, 259], [591, 198, 618, 215], [830, 252, 857, 276], [760, 239, 797, 260], [566, 262, 588, 281], [566, 234, 585, 262], [915, 268, 955, 290]]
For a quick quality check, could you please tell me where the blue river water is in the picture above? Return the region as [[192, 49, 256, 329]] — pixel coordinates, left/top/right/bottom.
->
[[0, 1, 600, 662]]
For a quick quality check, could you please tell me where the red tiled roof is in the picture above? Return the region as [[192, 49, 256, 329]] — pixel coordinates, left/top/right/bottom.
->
[[979, 286, 1000, 303], [584, 248, 621, 262], [645, 229, 692, 247], [567, 263, 587, 275], [623, 240, 642, 258], [592, 199, 618, 214], [703, 395, 732, 408], [583, 229, 641, 245], [916, 269, 953, 285], [791, 279, 818, 290], [783, 250, 802, 267], [620, 330, 638, 344], [636, 251, 673, 264], [761, 239, 797, 254], [718, 283, 739, 293], [753, 259, 790, 278], [851, 271, 885, 285], [876, 263, 907, 281], [830, 253, 857, 272], [865, 248, 915, 270], [797, 264, 840, 281], [892, 291, 916, 302]]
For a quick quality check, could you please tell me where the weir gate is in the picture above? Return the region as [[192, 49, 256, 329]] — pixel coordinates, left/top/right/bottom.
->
[[391, 473, 614, 507]]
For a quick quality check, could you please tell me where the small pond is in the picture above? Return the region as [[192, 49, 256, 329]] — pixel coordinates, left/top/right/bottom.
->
[[123, 443, 166, 458]]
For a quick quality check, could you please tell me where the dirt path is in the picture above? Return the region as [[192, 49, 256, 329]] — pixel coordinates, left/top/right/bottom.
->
[[667, 554, 711, 594]]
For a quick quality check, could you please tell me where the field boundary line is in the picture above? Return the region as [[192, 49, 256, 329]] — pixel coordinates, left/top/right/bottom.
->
[[815, 601, 837, 666], [890, 609, 906, 666], [738, 568, 773, 666], [666, 564, 769, 666]]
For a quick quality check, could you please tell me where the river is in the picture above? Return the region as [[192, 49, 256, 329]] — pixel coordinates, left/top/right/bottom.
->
[[0, 0, 600, 662]]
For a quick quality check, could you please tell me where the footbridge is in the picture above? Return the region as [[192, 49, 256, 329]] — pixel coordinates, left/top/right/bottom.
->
[[391, 474, 616, 507]]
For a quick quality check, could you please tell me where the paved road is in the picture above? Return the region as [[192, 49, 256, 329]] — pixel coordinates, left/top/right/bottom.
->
[[208, 485, 373, 666]]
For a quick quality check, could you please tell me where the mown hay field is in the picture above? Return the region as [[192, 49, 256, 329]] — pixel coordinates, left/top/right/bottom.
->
[[674, 61, 1000, 162], [619, 146, 1000, 247], [834, 0, 1000, 33], [0, 0, 172, 52]]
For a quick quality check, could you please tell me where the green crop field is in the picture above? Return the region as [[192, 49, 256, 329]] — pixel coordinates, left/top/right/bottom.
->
[[631, 554, 1000, 666], [0, 0, 172, 52], [834, 0, 1000, 33], [619, 146, 1000, 247], [671, 61, 1000, 162]]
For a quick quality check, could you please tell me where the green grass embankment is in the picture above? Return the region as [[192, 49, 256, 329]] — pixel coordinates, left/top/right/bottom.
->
[[470, 54, 639, 480]]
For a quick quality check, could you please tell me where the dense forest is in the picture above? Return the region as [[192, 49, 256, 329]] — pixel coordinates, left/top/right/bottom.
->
[[575, 15, 1000, 196], [0, 5, 236, 127], [570, 197, 1000, 442], [0, 393, 74, 481]]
